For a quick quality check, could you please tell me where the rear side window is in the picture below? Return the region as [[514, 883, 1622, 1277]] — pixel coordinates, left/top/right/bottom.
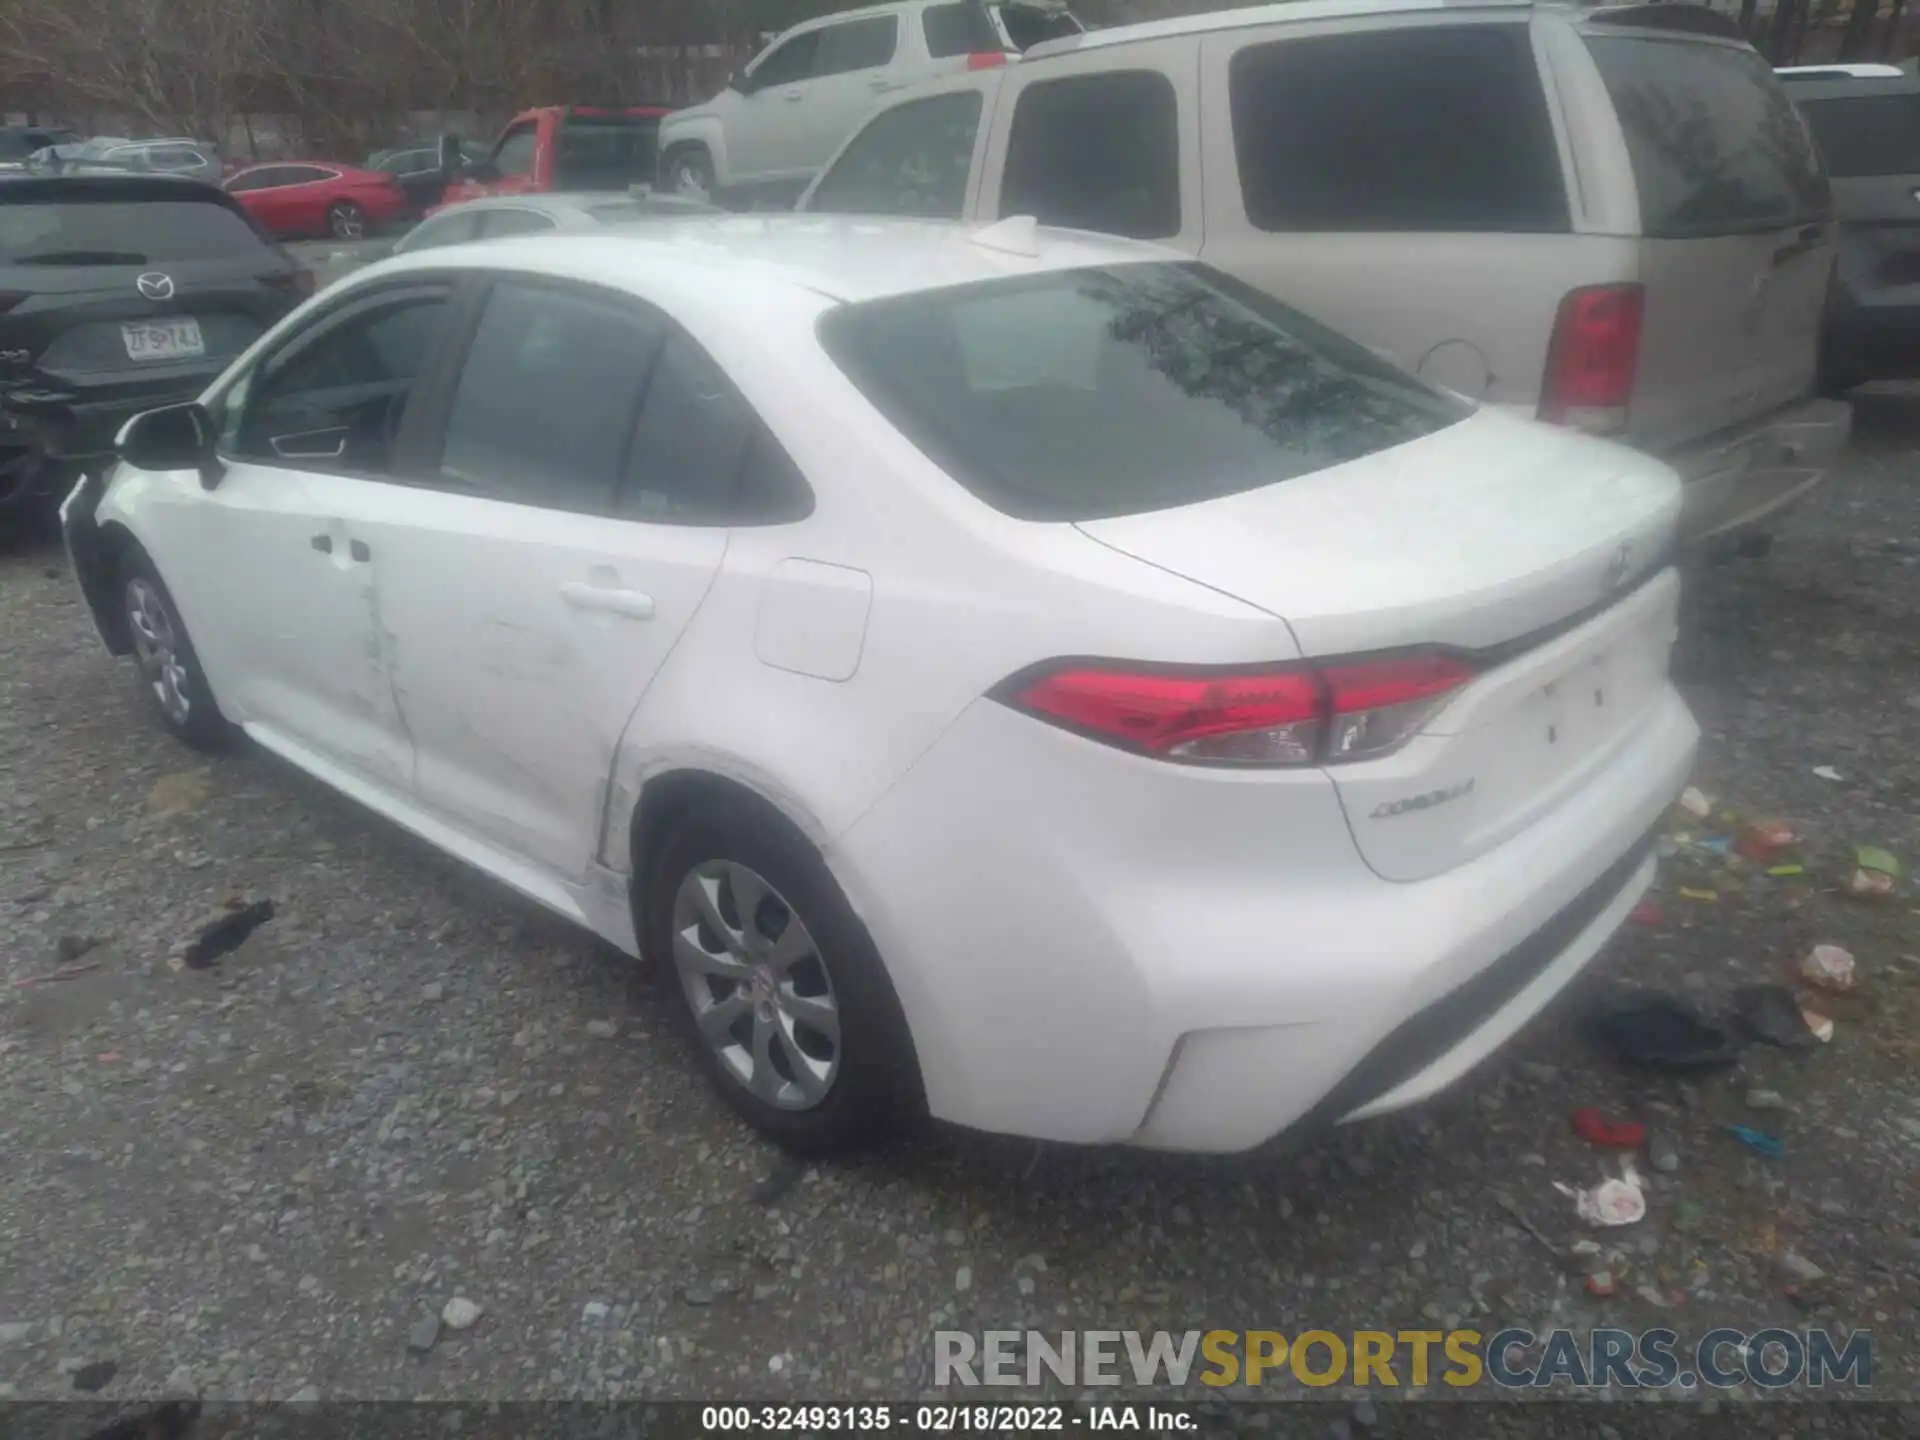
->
[[0, 198, 269, 262], [1229, 25, 1568, 233], [555, 119, 661, 189], [1001, 71, 1181, 240], [439, 282, 663, 515], [819, 262, 1469, 521], [994, 3, 1082, 52], [1586, 36, 1829, 236], [1797, 93, 1920, 179], [924, 3, 1002, 58], [493, 126, 538, 177], [813, 17, 899, 77], [808, 92, 984, 218]]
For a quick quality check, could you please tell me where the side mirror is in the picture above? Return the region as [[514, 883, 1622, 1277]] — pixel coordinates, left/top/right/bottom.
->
[[118, 402, 223, 489]]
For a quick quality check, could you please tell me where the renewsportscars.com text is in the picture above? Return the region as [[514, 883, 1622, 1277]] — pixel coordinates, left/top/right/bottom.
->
[[934, 1327, 1873, 1391]]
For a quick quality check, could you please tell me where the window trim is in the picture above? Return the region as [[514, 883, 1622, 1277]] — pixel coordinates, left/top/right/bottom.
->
[[426, 271, 815, 526], [212, 279, 463, 486]]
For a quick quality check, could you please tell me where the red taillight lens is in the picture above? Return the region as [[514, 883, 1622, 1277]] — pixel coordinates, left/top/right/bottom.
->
[[1539, 283, 1643, 434], [967, 51, 1010, 69], [1005, 653, 1474, 767]]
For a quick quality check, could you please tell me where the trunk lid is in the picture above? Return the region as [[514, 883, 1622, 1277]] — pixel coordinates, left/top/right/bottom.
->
[[1076, 408, 1683, 880], [1581, 30, 1833, 450]]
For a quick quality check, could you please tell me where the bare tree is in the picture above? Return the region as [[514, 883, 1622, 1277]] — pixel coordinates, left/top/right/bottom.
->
[[1837, 0, 1884, 57]]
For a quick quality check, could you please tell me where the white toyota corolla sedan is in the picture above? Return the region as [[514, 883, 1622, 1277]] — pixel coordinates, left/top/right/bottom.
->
[[62, 215, 1698, 1155]]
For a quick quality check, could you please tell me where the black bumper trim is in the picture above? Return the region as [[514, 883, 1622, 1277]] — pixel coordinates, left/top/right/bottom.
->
[[1280, 821, 1663, 1142]]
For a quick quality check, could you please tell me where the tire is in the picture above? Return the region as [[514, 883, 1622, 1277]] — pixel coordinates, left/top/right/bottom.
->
[[326, 201, 367, 240], [119, 548, 234, 751], [661, 146, 715, 202], [645, 799, 921, 1155]]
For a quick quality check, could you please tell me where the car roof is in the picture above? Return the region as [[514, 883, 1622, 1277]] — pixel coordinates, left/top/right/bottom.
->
[[1787, 73, 1920, 101], [1778, 63, 1906, 79], [1025, 0, 1531, 57], [377, 214, 1175, 308]]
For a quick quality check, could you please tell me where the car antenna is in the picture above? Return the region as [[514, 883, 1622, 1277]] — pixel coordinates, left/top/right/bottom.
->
[[969, 214, 1041, 258]]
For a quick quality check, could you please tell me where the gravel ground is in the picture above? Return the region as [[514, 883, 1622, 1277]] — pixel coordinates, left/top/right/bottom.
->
[[2, 399, 1917, 1414]]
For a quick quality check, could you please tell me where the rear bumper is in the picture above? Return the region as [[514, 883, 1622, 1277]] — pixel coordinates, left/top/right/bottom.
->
[[1665, 396, 1852, 543]]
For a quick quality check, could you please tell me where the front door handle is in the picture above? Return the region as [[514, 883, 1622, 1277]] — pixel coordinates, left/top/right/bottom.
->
[[559, 581, 654, 620]]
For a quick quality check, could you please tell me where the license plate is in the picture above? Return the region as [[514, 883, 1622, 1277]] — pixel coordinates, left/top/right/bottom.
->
[[121, 318, 204, 361]]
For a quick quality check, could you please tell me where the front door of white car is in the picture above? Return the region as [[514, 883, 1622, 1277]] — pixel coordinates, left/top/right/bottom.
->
[[793, 15, 908, 173], [728, 29, 826, 182], [351, 276, 798, 884], [188, 282, 460, 791]]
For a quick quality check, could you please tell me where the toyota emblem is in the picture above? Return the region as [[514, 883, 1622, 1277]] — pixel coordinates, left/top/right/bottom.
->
[[135, 272, 175, 301], [1605, 539, 1635, 591]]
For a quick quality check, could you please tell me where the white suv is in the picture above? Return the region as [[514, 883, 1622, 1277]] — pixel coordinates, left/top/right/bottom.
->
[[656, 0, 1081, 206]]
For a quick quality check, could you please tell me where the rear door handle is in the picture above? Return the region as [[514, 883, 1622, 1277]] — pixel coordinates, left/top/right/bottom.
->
[[559, 581, 654, 620]]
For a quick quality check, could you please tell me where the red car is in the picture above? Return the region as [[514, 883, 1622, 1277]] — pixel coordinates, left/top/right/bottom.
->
[[224, 162, 408, 240]]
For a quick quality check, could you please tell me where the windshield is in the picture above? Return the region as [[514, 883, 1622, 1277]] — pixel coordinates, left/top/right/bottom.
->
[[819, 262, 1469, 522], [1798, 93, 1920, 178], [0, 198, 269, 263]]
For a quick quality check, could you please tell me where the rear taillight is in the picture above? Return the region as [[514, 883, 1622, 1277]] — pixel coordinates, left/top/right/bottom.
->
[[1002, 652, 1475, 767], [1539, 284, 1642, 436], [967, 51, 1010, 69]]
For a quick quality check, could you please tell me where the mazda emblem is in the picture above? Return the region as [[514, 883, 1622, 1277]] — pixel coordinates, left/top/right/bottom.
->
[[1605, 539, 1634, 591], [135, 272, 175, 301]]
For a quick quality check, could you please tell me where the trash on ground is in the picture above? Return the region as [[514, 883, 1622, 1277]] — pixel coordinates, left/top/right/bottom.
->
[[1767, 864, 1805, 877], [1812, 765, 1844, 782], [1678, 886, 1719, 902], [1745, 1087, 1788, 1111], [1798, 944, 1857, 992], [1736, 984, 1821, 1048], [1739, 818, 1796, 861], [1631, 902, 1663, 926], [1679, 786, 1712, 819], [1856, 844, 1900, 877], [1693, 836, 1733, 857], [181, 899, 276, 969], [1571, 1107, 1647, 1149], [1583, 992, 1739, 1072], [1556, 1160, 1646, 1227], [1845, 867, 1896, 900], [1724, 1125, 1784, 1158], [1800, 1008, 1835, 1043], [1777, 1250, 1827, 1284], [10, 961, 103, 990], [1585, 1271, 1616, 1296]]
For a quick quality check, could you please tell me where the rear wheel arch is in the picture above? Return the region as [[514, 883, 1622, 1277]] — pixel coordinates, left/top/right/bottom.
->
[[89, 520, 141, 652], [628, 769, 826, 929]]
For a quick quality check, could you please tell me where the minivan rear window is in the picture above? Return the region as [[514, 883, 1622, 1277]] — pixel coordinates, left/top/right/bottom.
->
[[1796, 94, 1920, 179], [1585, 36, 1830, 237], [0, 198, 268, 263], [819, 263, 1470, 522], [1229, 25, 1569, 234]]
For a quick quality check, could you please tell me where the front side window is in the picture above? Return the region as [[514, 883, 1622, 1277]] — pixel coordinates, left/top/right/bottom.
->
[[812, 16, 900, 78], [1001, 70, 1181, 240], [225, 293, 451, 473], [1587, 35, 1829, 236], [493, 126, 538, 177], [808, 91, 983, 218], [819, 262, 1468, 521], [438, 282, 662, 515], [750, 31, 821, 88], [1229, 26, 1568, 233]]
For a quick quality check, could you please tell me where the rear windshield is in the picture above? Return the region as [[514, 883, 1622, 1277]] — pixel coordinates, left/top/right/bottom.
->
[[819, 263, 1470, 522], [1797, 93, 1920, 178], [0, 198, 269, 263], [923, 2, 1002, 57], [1585, 35, 1830, 237], [554, 118, 662, 190], [995, 3, 1081, 51]]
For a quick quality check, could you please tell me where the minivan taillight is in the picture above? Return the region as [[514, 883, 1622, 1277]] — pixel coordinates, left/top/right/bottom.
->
[[1001, 653, 1475, 767], [1539, 283, 1643, 436], [967, 51, 1010, 69]]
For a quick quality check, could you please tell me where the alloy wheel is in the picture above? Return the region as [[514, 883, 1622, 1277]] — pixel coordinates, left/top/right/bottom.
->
[[671, 860, 840, 1110], [669, 159, 711, 202], [125, 577, 192, 725]]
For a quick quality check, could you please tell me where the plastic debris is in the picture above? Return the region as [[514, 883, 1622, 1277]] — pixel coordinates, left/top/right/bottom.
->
[[1571, 1108, 1647, 1149], [181, 899, 276, 969], [1631, 902, 1663, 926], [1585, 1271, 1616, 1297], [1799, 944, 1857, 992], [1736, 984, 1820, 1048], [1767, 864, 1805, 877], [1856, 845, 1900, 877], [1724, 1125, 1784, 1157], [1739, 818, 1796, 862], [1679, 786, 1713, 819], [1846, 868, 1895, 899], [1745, 1087, 1788, 1111], [1800, 1008, 1834, 1043], [1694, 836, 1734, 857], [1556, 1160, 1647, 1227], [1584, 992, 1739, 1072], [1678, 886, 1719, 902], [1812, 765, 1844, 782]]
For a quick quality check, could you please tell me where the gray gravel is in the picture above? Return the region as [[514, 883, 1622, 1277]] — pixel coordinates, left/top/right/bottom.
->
[[2, 397, 1917, 1406]]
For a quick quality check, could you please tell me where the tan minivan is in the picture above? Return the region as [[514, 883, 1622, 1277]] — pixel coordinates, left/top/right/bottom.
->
[[799, 0, 1852, 543]]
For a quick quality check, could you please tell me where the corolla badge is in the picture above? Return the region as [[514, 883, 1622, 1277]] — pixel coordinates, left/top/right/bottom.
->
[[1370, 778, 1475, 820], [135, 272, 175, 300]]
